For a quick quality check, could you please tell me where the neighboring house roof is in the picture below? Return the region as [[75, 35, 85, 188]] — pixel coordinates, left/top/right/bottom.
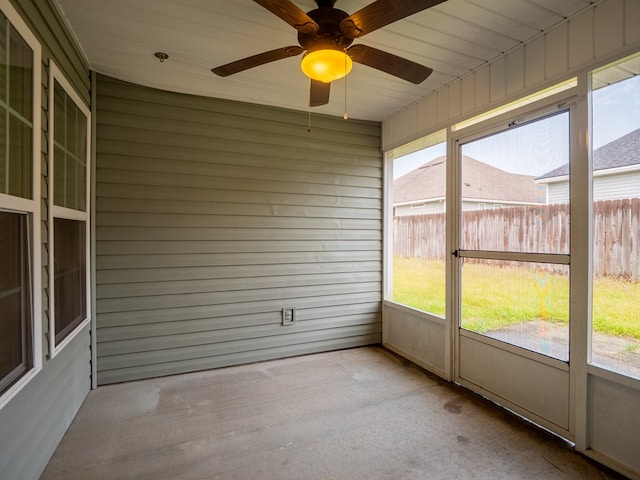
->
[[394, 155, 546, 205], [537, 128, 640, 181]]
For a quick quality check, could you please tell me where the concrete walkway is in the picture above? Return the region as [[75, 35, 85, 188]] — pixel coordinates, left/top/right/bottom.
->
[[41, 347, 627, 480], [485, 320, 640, 378]]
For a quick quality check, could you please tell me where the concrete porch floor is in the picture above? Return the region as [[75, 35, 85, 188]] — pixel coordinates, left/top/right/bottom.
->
[[41, 346, 627, 480]]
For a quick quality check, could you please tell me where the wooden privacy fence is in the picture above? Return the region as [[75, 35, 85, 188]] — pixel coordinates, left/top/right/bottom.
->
[[394, 198, 640, 280], [594, 198, 640, 279]]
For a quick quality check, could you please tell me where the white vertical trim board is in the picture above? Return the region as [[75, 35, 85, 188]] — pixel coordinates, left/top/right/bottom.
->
[[91, 71, 98, 389]]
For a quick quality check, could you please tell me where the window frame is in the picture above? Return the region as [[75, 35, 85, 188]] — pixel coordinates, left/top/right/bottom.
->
[[0, 0, 42, 409], [588, 52, 640, 380], [384, 133, 448, 317], [47, 61, 90, 356], [454, 106, 573, 362]]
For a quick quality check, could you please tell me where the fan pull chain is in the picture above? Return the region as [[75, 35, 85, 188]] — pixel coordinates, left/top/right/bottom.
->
[[343, 50, 349, 120], [307, 110, 312, 133]]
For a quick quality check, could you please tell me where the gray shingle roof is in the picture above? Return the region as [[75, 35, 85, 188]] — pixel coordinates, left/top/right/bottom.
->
[[394, 155, 546, 204], [537, 128, 640, 180]]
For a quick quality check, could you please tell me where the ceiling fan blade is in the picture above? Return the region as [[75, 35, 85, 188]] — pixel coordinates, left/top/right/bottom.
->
[[212, 46, 304, 77], [348, 44, 433, 84], [253, 0, 319, 34], [340, 0, 446, 38], [309, 80, 331, 107]]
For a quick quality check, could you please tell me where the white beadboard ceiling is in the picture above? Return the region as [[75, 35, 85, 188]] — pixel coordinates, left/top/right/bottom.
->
[[54, 0, 596, 121]]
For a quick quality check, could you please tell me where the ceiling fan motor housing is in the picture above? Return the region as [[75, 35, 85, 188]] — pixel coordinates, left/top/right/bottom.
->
[[298, 6, 353, 53], [212, 0, 438, 106]]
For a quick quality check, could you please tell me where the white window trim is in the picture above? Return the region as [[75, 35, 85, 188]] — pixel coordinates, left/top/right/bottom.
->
[[47, 61, 91, 357], [0, 0, 42, 410]]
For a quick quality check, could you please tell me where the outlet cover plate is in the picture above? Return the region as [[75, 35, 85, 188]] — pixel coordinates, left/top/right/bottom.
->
[[282, 307, 296, 326]]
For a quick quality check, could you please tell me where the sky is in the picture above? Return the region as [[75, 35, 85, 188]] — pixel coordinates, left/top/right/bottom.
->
[[592, 74, 640, 148], [393, 74, 640, 180]]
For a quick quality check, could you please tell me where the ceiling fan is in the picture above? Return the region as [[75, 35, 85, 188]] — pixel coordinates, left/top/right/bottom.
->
[[212, 0, 445, 107]]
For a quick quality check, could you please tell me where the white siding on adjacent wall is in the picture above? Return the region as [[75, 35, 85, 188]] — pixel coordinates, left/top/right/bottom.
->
[[593, 170, 640, 201], [546, 170, 640, 204], [395, 201, 445, 216], [382, 0, 638, 151], [547, 182, 570, 205], [95, 75, 383, 384]]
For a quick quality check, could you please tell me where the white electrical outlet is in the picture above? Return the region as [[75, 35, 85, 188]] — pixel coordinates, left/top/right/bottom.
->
[[281, 307, 296, 326]]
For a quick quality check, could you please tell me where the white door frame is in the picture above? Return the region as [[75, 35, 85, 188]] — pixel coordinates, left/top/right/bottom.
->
[[448, 98, 579, 440]]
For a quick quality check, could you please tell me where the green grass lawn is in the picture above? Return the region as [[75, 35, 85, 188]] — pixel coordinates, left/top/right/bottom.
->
[[392, 257, 447, 316], [392, 257, 640, 339]]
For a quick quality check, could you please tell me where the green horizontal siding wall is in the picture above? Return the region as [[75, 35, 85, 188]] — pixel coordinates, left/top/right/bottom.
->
[[95, 75, 383, 384], [0, 324, 91, 480], [14, 0, 89, 104]]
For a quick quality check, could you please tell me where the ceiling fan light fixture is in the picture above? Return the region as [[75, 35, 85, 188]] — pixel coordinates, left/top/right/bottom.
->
[[301, 49, 352, 83]]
